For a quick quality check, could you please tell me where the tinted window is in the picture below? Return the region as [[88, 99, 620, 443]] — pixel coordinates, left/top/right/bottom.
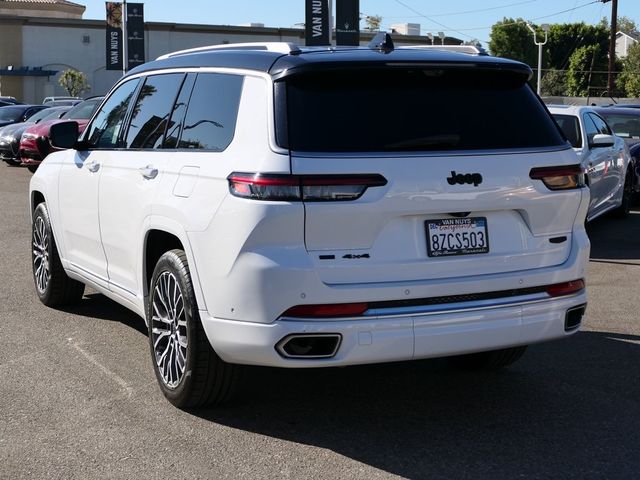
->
[[589, 113, 612, 135], [177, 73, 243, 151], [552, 114, 582, 148], [598, 113, 640, 138], [65, 98, 103, 120], [43, 107, 72, 121], [26, 108, 55, 123], [163, 74, 196, 149], [583, 115, 599, 146], [85, 79, 139, 148], [24, 107, 46, 120], [0, 106, 26, 121], [282, 68, 565, 152], [125, 73, 185, 149]]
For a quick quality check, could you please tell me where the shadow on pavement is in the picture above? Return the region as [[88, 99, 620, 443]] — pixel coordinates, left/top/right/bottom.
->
[[62, 292, 147, 335], [587, 208, 640, 262], [195, 331, 640, 478]]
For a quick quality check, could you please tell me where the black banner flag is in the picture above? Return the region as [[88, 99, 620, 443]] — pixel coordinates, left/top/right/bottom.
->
[[105, 2, 122, 70], [305, 0, 330, 46], [127, 3, 145, 70], [336, 0, 359, 46]]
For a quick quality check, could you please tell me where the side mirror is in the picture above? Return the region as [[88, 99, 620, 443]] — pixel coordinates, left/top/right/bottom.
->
[[590, 133, 615, 149], [50, 121, 80, 149]]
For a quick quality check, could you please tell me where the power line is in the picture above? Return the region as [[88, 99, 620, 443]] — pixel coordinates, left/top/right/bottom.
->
[[392, 0, 477, 40], [398, 0, 601, 34], [384, 0, 539, 19], [529, 0, 600, 22]]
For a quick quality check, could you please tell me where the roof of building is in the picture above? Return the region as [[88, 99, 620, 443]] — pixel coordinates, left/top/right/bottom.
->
[[616, 31, 640, 41], [0, 0, 84, 6]]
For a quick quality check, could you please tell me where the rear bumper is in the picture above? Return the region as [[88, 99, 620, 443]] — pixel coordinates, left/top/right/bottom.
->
[[200, 291, 587, 367]]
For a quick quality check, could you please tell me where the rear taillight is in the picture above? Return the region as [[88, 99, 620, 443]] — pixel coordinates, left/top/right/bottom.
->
[[529, 164, 584, 190], [228, 172, 387, 201], [546, 279, 585, 297]]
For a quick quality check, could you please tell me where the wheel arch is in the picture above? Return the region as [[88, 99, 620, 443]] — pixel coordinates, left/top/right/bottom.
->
[[142, 218, 207, 315], [31, 190, 45, 214]]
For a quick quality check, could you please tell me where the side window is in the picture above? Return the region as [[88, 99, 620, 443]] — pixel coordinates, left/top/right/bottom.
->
[[589, 113, 612, 136], [583, 115, 599, 147], [124, 73, 185, 149], [163, 74, 196, 149], [85, 79, 140, 148], [177, 73, 243, 151]]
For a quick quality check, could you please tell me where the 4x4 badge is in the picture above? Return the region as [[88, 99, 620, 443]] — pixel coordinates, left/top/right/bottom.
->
[[447, 171, 483, 187]]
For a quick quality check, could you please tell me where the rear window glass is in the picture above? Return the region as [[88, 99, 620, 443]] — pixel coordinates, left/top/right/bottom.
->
[[281, 68, 565, 152], [552, 114, 582, 148], [0, 106, 25, 121], [65, 98, 102, 120]]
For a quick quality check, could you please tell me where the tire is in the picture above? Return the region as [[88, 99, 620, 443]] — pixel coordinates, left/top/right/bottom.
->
[[612, 170, 633, 218], [26, 164, 38, 174], [449, 346, 527, 370], [32, 202, 85, 306], [148, 249, 239, 408]]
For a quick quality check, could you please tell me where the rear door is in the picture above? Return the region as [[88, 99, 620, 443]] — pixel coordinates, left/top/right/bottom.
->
[[282, 67, 582, 285], [98, 72, 185, 299]]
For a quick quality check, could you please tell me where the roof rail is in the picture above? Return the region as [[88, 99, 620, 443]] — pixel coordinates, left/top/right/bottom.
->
[[399, 45, 489, 56], [157, 42, 301, 60]]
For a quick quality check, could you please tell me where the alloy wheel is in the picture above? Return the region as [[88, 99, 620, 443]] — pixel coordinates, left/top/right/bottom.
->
[[32, 216, 50, 294], [151, 271, 188, 388]]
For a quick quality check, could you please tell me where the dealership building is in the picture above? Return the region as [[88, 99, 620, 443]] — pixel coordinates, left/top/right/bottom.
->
[[0, 0, 456, 103]]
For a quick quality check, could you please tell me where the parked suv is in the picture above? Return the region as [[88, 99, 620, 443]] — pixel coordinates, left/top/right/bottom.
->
[[30, 37, 590, 408]]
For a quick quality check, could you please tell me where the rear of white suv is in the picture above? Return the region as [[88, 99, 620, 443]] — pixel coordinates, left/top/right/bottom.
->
[[30, 40, 589, 408]]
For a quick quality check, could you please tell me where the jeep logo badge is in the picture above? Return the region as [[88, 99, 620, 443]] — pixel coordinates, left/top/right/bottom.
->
[[447, 171, 483, 187]]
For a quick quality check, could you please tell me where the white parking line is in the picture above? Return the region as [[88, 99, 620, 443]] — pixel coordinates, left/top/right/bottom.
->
[[68, 337, 133, 396]]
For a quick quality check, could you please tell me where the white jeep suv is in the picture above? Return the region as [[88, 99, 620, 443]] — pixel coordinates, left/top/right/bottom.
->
[[30, 37, 590, 408]]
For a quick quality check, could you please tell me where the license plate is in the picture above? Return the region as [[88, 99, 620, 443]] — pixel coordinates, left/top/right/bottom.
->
[[425, 217, 489, 257]]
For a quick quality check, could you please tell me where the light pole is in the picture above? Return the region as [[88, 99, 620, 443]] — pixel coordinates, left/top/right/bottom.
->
[[527, 22, 549, 96], [437, 31, 445, 45]]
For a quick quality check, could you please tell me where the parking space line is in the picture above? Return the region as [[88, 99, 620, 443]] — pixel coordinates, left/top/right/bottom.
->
[[67, 337, 133, 396]]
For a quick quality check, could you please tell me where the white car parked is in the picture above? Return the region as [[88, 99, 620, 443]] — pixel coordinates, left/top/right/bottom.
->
[[30, 37, 590, 408], [548, 105, 633, 221]]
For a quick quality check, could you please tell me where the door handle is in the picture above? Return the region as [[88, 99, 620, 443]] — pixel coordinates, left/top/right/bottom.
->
[[86, 162, 100, 173], [139, 165, 158, 180]]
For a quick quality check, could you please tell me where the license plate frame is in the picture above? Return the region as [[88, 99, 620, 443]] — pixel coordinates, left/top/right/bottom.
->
[[425, 217, 490, 257]]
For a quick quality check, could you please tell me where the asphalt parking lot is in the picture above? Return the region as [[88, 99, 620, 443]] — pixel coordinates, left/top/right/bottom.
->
[[1, 164, 639, 480]]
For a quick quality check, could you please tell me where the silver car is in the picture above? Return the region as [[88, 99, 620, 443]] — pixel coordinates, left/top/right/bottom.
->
[[549, 105, 633, 221]]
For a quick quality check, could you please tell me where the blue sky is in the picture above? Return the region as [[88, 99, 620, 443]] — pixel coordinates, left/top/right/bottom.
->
[[81, 1, 639, 46]]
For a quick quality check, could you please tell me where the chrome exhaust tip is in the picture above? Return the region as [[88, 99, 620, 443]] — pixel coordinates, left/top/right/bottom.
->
[[276, 334, 341, 359], [565, 304, 586, 331]]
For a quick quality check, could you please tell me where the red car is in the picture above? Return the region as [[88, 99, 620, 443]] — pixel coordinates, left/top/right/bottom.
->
[[20, 96, 103, 172]]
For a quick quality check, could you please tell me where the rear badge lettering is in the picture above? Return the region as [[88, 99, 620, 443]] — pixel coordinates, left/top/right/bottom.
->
[[447, 171, 483, 187], [342, 254, 370, 259]]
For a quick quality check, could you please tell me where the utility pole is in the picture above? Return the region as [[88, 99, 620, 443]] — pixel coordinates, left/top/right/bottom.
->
[[605, 0, 618, 93]]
